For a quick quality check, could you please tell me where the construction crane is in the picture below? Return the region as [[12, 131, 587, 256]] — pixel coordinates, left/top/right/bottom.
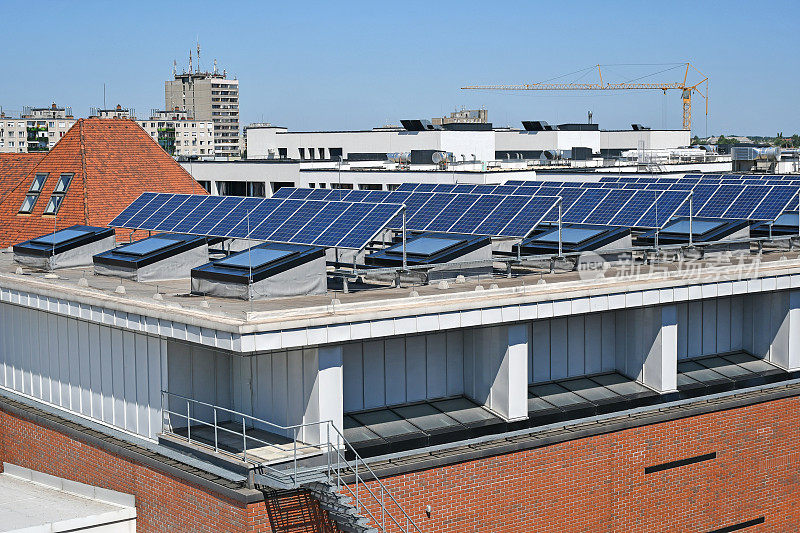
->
[[462, 62, 708, 131]]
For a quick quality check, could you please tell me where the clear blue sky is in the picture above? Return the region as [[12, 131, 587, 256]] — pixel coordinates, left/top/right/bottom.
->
[[2, 0, 798, 136]]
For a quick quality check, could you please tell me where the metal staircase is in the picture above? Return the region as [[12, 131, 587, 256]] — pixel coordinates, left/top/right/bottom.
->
[[161, 391, 423, 533]]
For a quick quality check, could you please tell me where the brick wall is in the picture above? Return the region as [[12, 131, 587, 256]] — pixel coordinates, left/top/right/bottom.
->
[[0, 407, 265, 533], [4, 395, 800, 532], [352, 396, 800, 532]]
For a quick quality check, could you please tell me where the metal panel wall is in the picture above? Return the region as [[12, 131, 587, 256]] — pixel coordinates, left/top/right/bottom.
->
[[529, 312, 616, 384], [676, 296, 746, 360], [0, 302, 166, 440], [342, 331, 465, 413]]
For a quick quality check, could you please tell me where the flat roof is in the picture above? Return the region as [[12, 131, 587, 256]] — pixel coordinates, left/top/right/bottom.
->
[[0, 471, 134, 532], [2, 245, 800, 334]]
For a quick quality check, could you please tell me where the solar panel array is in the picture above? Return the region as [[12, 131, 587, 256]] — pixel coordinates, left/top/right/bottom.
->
[[271, 188, 560, 238], [273, 186, 689, 229], [109, 193, 404, 250], [501, 176, 799, 222]]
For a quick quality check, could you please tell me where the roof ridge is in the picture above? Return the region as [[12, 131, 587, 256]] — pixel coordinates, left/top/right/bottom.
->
[[79, 119, 89, 224]]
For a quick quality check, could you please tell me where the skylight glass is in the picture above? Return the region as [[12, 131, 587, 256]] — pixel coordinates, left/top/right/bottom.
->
[[662, 219, 723, 235], [29, 173, 48, 193], [535, 227, 605, 244], [216, 248, 294, 269], [400, 236, 462, 256], [32, 228, 91, 245], [19, 194, 38, 214], [116, 237, 177, 256], [42, 195, 65, 215], [53, 173, 73, 193]]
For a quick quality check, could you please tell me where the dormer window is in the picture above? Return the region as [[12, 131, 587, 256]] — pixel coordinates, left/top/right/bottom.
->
[[18, 172, 48, 214], [42, 173, 73, 215]]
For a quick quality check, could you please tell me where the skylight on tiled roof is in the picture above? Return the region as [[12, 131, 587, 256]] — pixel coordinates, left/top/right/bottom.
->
[[42, 173, 72, 215], [18, 172, 48, 214]]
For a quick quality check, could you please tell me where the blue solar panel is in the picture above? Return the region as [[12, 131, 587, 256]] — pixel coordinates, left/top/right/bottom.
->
[[288, 188, 315, 200], [111, 193, 404, 250], [188, 197, 244, 235], [267, 200, 328, 242], [697, 185, 745, 218], [123, 193, 178, 228], [750, 186, 798, 220], [609, 190, 660, 226], [471, 185, 497, 195], [582, 189, 630, 225], [415, 183, 436, 193], [313, 202, 376, 247], [108, 192, 160, 227], [226, 199, 284, 238], [207, 197, 263, 236], [500, 197, 560, 237], [342, 190, 371, 202], [249, 200, 306, 240], [562, 189, 610, 223], [363, 190, 391, 202], [449, 195, 503, 234], [339, 203, 406, 249], [153, 195, 206, 231], [396, 183, 417, 192], [637, 190, 690, 227], [432, 184, 457, 193], [291, 202, 349, 244], [171, 196, 227, 233], [271, 187, 294, 198], [424, 194, 479, 232], [307, 188, 333, 200], [721, 185, 769, 220], [473, 195, 530, 235], [452, 184, 478, 194], [407, 193, 454, 228]]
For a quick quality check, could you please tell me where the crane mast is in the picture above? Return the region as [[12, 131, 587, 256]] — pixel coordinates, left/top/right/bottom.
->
[[462, 63, 708, 131]]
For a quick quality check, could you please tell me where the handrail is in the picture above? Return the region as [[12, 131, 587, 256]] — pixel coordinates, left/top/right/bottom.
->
[[161, 390, 423, 532]]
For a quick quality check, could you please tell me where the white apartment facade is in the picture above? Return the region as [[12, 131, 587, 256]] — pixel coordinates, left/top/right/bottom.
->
[[139, 110, 215, 159], [0, 104, 77, 153]]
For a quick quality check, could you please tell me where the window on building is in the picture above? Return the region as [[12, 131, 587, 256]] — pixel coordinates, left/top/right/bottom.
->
[[298, 148, 306, 160], [19, 173, 49, 213], [318, 148, 325, 159], [42, 173, 72, 215], [278, 147, 288, 159]]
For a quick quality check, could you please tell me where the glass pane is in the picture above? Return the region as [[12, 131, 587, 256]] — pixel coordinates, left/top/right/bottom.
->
[[43, 194, 64, 215], [54, 173, 73, 193], [29, 173, 48, 193], [19, 194, 38, 213]]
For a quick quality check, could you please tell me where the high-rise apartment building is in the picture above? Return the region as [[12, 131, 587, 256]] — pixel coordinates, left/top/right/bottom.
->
[[165, 64, 240, 159], [0, 103, 77, 153]]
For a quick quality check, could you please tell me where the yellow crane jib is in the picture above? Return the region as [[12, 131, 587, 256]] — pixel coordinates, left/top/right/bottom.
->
[[462, 62, 709, 131]]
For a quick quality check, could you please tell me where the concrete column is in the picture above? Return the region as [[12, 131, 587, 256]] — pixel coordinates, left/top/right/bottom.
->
[[496, 324, 529, 421], [778, 290, 800, 371], [619, 305, 677, 393], [308, 346, 343, 446], [467, 324, 529, 422]]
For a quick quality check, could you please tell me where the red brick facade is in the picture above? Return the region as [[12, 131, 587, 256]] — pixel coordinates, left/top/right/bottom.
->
[[0, 407, 269, 533], [353, 396, 800, 533], [3, 395, 799, 532]]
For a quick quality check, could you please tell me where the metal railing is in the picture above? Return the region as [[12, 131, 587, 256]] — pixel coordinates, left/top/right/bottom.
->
[[161, 391, 422, 533]]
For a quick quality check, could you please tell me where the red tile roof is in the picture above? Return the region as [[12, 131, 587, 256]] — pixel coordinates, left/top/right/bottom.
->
[[0, 153, 46, 201], [0, 119, 207, 247]]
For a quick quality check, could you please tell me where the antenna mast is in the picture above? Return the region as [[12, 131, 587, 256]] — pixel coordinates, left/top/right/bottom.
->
[[196, 40, 201, 73]]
